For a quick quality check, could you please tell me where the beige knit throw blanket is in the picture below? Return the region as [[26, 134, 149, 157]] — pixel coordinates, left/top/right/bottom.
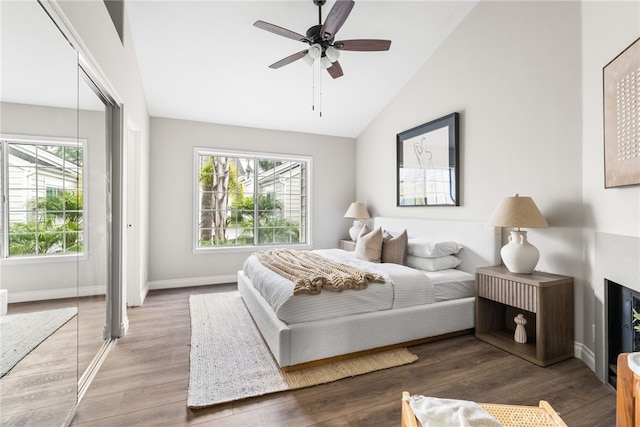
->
[[255, 248, 385, 295]]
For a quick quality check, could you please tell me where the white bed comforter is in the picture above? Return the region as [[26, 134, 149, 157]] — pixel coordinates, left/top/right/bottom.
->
[[242, 249, 435, 324]]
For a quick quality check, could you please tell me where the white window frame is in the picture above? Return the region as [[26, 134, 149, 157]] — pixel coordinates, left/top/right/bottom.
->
[[193, 147, 312, 253], [0, 134, 87, 260]]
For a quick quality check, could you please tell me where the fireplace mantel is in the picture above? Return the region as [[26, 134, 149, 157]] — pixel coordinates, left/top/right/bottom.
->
[[597, 232, 640, 294]]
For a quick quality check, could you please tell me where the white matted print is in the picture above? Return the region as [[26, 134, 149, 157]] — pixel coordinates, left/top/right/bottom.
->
[[604, 37, 640, 188]]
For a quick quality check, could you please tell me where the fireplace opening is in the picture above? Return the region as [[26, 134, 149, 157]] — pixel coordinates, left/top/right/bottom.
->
[[607, 279, 640, 389]]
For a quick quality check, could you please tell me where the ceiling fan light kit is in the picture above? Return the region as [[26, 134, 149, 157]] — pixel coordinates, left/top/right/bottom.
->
[[254, 0, 391, 80], [325, 46, 340, 62], [308, 43, 323, 60]]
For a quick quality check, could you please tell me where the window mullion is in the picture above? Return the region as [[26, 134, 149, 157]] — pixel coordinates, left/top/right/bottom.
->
[[1, 142, 8, 258], [253, 158, 259, 246], [34, 146, 40, 254]]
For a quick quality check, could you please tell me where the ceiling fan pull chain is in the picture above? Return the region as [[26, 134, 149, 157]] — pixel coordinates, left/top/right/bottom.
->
[[311, 64, 315, 112], [319, 67, 322, 117]]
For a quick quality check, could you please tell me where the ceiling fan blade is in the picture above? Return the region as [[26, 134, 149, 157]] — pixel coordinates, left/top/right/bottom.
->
[[254, 20, 308, 43], [320, 0, 355, 40], [269, 50, 308, 69], [327, 61, 344, 79], [334, 39, 392, 51]]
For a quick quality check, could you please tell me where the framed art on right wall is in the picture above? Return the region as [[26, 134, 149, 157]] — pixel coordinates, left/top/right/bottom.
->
[[603, 36, 640, 188]]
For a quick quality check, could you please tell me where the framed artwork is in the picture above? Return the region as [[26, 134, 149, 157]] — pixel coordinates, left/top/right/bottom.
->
[[397, 112, 459, 206], [604, 36, 640, 188]]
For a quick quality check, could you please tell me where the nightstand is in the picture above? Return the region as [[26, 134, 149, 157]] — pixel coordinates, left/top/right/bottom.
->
[[339, 239, 356, 251], [475, 265, 574, 367]]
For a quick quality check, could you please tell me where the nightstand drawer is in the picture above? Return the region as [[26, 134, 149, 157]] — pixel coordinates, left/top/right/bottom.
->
[[476, 275, 537, 313]]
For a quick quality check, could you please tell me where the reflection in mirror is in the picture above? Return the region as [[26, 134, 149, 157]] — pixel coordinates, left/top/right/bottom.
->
[[77, 73, 109, 393], [0, 1, 110, 424], [0, 1, 79, 424]]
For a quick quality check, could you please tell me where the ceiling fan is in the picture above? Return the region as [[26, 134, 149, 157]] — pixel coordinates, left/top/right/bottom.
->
[[254, 0, 391, 79]]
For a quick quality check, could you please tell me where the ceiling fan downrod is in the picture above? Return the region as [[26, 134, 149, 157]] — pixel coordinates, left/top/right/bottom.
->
[[313, 0, 326, 25]]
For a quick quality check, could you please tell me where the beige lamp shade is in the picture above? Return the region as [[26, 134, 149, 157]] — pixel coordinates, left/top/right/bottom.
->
[[487, 194, 548, 274], [344, 202, 371, 219], [344, 202, 370, 241], [486, 194, 549, 229]]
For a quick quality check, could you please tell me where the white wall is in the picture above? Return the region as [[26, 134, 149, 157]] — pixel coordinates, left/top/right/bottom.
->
[[581, 0, 640, 380], [358, 0, 640, 379], [146, 117, 355, 288], [56, 0, 151, 306], [357, 0, 589, 356]]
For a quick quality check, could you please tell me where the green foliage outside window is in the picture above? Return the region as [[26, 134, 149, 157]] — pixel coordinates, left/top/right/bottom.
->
[[8, 190, 83, 255], [227, 194, 300, 245], [197, 153, 304, 247]]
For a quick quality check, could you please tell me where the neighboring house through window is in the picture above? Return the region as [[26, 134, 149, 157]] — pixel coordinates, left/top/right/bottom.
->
[[194, 148, 311, 249], [0, 135, 85, 258]]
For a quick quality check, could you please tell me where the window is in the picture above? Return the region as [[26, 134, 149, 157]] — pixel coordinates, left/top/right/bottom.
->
[[0, 136, 85, 258], [195, 149, 310, 249]]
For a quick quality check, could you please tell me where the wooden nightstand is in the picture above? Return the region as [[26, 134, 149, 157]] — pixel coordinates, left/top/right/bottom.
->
[[475, 265, 574, 367], [339, 239, 356, 251]]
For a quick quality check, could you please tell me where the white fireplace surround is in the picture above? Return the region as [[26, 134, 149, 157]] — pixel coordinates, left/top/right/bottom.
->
[[597, 232, 640, 382]]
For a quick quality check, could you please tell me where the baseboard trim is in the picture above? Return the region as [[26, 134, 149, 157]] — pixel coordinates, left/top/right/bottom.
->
[[8, 286, 105, 303], [147, 274, 237, 290], [574, 341, 596, 372]]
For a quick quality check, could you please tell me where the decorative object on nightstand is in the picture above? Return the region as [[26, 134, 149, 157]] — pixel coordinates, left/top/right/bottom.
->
[[486, 193, 549, 274], [514, 313, 527, 344], [344, 201, 371, 241]]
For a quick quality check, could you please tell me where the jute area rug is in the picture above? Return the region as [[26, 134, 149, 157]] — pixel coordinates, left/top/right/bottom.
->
[[0, 307, 77, 377], [187, 292, 418, 409]]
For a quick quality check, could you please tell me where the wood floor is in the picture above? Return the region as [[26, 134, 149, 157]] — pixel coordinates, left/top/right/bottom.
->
[[71, 284, 616, 427], [1, 295, 107, 427]]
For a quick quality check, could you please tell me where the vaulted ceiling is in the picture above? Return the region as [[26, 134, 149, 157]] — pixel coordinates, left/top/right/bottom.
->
[[125, 1, 478, 138], [1, 1, 478, 138]]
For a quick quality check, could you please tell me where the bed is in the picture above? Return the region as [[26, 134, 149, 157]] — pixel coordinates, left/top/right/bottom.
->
[[237, 217, 501, 369]]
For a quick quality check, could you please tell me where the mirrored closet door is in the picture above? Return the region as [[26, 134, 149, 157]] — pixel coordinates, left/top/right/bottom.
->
[[0, 1, 114, 425]]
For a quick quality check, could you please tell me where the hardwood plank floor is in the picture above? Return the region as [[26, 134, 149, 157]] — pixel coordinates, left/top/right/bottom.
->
[[72, 284, 615, 427], [1, 295, 107, 427]]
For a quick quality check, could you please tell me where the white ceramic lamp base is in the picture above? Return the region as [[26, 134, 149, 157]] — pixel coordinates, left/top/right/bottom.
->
[[500, 230, 540, 274], [349, 220, 364, 241]]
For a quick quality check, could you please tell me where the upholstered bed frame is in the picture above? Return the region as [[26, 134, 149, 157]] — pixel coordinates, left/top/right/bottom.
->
[[237, 217, 501, 368]]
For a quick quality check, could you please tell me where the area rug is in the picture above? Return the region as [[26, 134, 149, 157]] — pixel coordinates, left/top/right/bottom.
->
[[0, 306, 78, 377], [187, 292, 418, 409]]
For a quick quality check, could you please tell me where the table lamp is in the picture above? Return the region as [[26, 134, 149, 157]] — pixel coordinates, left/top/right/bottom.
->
[[487, 194, 549, 274], [344, 202, 371, 241]]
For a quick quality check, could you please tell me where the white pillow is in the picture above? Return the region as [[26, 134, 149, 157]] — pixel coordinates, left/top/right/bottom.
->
[[407, 239, 462, 258], [406, 255, 462, 271]]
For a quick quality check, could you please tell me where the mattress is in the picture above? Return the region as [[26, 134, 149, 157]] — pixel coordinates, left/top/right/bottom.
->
[[243, 248, 473, 324], [424, 269, 476, 302]]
